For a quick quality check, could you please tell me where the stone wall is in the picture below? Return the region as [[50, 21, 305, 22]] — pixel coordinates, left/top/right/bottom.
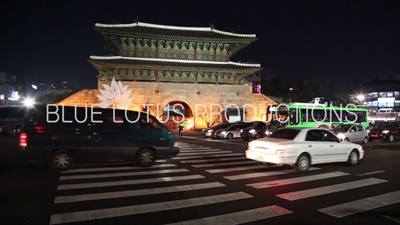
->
[[57, 81, 276, 129]]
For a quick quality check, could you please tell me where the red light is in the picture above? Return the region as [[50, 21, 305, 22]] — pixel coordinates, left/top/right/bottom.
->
[[19, 133, 28, 147], [34, 126, 46, 133]]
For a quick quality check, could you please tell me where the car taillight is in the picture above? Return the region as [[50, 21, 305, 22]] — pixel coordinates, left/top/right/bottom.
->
[[19, 133, 28, 147], [34, 126, 46, 133], [275, 144, 286, 154]]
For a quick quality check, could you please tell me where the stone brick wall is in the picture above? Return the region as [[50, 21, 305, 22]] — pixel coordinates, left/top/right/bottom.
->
[[57, 81, 276, 129]]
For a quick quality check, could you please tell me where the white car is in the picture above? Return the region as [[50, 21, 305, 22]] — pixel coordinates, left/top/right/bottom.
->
[[246, 128, 364, 172]]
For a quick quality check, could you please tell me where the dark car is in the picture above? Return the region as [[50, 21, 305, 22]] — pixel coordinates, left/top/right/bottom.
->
[[214, 122, 254, 139], [18, 105, 179, 171], [380, 122, 400, 142], [240, 122, 267, 140], [369, 121, 398, 141], [202, 123, 232, 137]]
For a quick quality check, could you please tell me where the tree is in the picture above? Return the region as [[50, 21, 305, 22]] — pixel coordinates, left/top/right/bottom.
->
[[147, 104, 162, 119], [264, 77, 285, 96], [195, 106, 224, 128], [36, 92, 73, 104]]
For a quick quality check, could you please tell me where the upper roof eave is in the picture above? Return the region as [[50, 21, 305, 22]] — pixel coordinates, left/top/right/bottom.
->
[[94, 22, 256, 38]]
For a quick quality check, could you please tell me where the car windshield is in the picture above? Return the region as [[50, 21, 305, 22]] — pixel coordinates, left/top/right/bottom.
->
[[372, 122, 396, 129], [212, 123, 231, 129], [333, 125, 350, 134], [268, 129, 300, 140], [249, 122, 265, 129], [226, 124, 240, 130]]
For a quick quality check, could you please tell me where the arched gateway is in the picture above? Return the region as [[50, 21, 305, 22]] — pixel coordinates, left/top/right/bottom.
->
[[56, 21, 276, 129]]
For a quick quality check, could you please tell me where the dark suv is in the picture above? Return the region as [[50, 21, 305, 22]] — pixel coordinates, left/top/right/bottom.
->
[[369, 121, 399, 141], [240, 122, 267, 141], [380, 121, 400, 142], [202, 123, 232, 137], [18, 105, 179, 171]]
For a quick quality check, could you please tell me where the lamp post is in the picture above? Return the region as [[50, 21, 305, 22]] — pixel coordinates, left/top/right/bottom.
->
[[356, 94, 364, 106], [289, 88, 294, 102]]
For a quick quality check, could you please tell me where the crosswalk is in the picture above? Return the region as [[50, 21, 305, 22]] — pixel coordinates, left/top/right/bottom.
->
[[49, 142, 400, 225]]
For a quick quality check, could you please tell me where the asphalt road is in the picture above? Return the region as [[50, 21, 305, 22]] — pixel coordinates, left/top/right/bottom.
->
[[1, 133, 400, 225]]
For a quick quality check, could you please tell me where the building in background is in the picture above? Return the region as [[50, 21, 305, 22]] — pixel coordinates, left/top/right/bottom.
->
[[0, 72, 19, 105], [361, 77, 400, 110], [245, 71, 265, 93]]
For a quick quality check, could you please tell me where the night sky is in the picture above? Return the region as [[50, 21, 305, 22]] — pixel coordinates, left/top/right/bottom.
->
[[1, 0, 399, 88]]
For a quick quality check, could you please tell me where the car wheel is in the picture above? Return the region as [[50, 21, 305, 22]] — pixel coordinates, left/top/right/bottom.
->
[[227, 133, 234, 139], [362, 137, 368, 144], [388, 134, 394, 142], [369, 137, 374, 142], [49, 150, 74, 172], [295, 153, 310, 172], [344, 138, 350, 142], [15, 125, 22, 134], [136, 148, 156, 167], [347, 150, 359, 166]]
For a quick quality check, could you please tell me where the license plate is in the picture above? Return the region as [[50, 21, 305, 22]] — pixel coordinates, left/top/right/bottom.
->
[[371, 134, 378, 137], [256, 155, 263, 161]]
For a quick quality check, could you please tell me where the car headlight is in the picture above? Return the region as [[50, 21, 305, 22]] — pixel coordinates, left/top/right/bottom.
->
[[207, 130, 212, 133], [337, 133, 345, 139], [221, 131, 226, 134], [249, 129, 255, 133], [240, 129, 243, 132], [174, 142, 179, 147], [265, 131, 271, 135], [382, 130, 389, 134]]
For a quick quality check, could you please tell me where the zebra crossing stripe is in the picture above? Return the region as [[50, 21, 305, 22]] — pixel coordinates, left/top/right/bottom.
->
[[224, 167, 321, 180], [49, 192, 253, 224], [55, 182, 225, 204], [179, 149, 222, 153], [191, 160, 260, 168], [206, 165, 271, 173], [57, 175, 205, 190], [180, 157, 247, 164], [173, 153, 243, 160], [165, 205, 292, 225], [61, 164, 176, 173], [276, 178, 388, 201], [178, 151, 232, 156], [247, 172, 349, 189], [59, 169, 189, 180], [318, 190, 400, 218], [179, 148, 213, 151]]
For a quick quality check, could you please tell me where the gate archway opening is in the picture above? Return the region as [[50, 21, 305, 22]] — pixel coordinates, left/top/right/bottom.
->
[[163, 101, 193, 130]]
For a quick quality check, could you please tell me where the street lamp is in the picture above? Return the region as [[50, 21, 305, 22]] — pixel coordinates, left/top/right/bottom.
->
[[356, 95, 364, 101], [23, 98, 35, 107]]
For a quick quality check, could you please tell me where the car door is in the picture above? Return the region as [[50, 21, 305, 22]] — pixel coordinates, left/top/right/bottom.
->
[[347, 125, 358, 142], [136, 117, 170, 149], [391, 122, 400, 140], [320, 130, 346, 162], [234, 124, 250, 138], [89, 114, 134, 159], [356, 125, 366, 142], [304, 130, 331, 163]]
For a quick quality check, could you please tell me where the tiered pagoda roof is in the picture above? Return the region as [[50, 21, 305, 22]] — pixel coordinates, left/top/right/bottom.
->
[[90, 21, 262, 84], [94, 22, 257, 39]]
